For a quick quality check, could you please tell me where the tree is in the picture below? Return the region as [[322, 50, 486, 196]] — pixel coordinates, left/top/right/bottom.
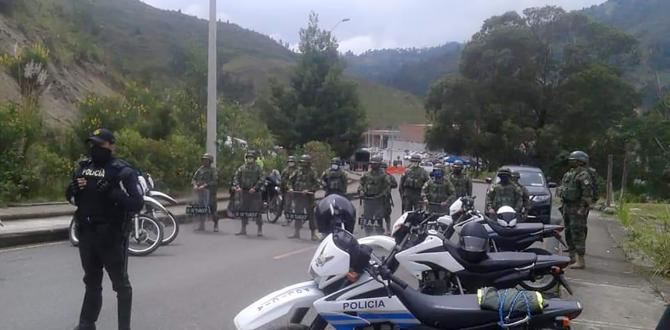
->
[[263, 12, 367, 158], [426, 6, 640, 176]]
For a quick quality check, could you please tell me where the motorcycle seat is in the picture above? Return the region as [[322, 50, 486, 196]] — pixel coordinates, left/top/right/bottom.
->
[[445, 242, 536, 273], [390, 282, 519, 329], [486, 218, 544, 237]]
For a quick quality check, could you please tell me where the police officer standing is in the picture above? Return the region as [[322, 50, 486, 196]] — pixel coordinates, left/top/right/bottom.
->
[[191, 153, 218, 231], [233, 150, 265, 236], [380, 162, 397, 234], [289, 155, 321, 240], [558, 151, 595, 269], [450, 160, 473, 198], [322, 157, 348, 196], [511, 171, 531, 221], [421, 164, 456, 213], [486, 168, 523, 215], [66, 129, 144, 330], [400, 154, 429, 212]]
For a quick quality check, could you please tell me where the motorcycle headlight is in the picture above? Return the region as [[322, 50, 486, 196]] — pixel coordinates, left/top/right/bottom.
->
[[531, 195, 551, 203]]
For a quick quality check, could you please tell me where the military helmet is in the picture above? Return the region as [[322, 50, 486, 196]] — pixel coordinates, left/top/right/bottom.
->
[[331, 157, 341, 164], [410, 154, 421, 162], [287, 156, 296, 162], [380, 162, 388, 169], [497, 168, 512, 177], [370, 156, 383, 164], [245, 150, 258, 159], [568, 150, 589, 164], [201, 153, 214, 162], [511, 171, 521, 179], [434, 163, 446, 171], [299, 154, 312, 164], [452, 160, 464, 169]]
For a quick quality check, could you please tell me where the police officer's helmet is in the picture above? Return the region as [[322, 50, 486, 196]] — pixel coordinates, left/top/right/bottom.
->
[[458, 222, 489, 263], [568, 151, 589, 164], [410, 154, 421, 162], [452, 160, 464, 169], [497, 168, 512, 178], [331, 157, 341, 165], [370, 156, 383, 165], [496, 206, 518, 227], [299, 154, 312, 164], [315, 194, 356, 234], [202, 153, 214, 162]]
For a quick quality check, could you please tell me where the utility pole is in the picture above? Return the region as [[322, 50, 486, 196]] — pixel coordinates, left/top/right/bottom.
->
[[207, 0, 218, 165]]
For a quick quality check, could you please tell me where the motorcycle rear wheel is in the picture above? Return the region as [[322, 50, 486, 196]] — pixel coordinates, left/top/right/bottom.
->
[[128, 215, 164, 256]]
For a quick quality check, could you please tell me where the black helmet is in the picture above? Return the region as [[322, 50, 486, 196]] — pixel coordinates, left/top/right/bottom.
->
[[370, 156, 383, 164], [299, 154, 312, 164], [497, 168, 512, 177], [568, 151, 589, 164], [458, 222, 489, 263], [315, 194, 356, 234]]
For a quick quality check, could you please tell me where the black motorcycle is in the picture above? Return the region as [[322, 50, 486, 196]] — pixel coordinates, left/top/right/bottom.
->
[[261, 170, 283, 223]]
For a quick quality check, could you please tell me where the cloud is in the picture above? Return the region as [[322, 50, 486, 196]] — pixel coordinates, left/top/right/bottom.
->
[[339, 35, 399, 54]]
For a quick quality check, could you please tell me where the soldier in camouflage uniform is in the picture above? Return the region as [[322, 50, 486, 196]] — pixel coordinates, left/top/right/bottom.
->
[[381, 162, 398, 234], [450, 160, 472, 198], [511, 171, 531, 221], [486, 168, 523, 215], [558, 151, 595, 269], [191, 153, 218, 231], [400, 154, 430, 212], [358, 156, 391, 231], [421, 164, 456, 213], [288, 155, 321, 240], [232, 150, 265, 236], [280, 156, 298, 226], [321, 157, 348, 196]]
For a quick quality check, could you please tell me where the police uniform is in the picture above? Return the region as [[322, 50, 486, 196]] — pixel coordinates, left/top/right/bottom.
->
[[66, 129, 144, 330]]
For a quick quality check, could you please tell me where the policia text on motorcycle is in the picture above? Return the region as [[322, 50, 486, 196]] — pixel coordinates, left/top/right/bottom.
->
[[66, 128, 144, 330]]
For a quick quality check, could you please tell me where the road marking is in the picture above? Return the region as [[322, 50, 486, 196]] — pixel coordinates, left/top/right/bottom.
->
[[0, 241, 67, 253], [571, 319, 653, 330], [273, 246, 316, 260]]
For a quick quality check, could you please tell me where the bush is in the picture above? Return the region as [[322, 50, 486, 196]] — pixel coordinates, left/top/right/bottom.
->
[[618, 203, 670, 276], [22, 144, 73, 201], [301, 141, 335, 175]]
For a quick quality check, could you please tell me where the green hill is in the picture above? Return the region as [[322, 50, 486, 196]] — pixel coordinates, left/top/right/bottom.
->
[[0, 0, 423, 128]]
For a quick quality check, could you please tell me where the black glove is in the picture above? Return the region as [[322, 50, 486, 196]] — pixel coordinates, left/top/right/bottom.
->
[[96, 179, 113, 195], [108, 187, 128, 203]]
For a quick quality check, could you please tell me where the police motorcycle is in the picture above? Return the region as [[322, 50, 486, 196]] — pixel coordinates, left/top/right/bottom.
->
[[436, 197, 567, 254], [140, 172, 180, 245], [69, 172, 169, 256], [261, 169, 283, 223], [234, 195, 583, 329]]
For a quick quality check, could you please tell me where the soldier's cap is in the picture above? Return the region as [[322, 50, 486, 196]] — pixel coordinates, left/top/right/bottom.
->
[[497, 168, 512, 176], [86, 128, 116, 145]]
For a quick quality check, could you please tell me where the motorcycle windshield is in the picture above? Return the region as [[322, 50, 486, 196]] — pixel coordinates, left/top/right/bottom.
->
[[309, 233, 351, 280]]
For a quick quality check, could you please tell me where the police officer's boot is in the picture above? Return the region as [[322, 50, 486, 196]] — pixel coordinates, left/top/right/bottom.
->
[[256, 217, 263, 237], [196, 216, 205, 231], [213, 219, 219, 232], [311, 229, 320, 241], [569, 254, 585, 269], [288, 220, 301, 239], [235, 218, 248, 236], [568, 253, 576, 265]]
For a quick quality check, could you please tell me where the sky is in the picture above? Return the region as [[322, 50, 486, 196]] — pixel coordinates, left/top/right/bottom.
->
[[141, 0, 607, 54]]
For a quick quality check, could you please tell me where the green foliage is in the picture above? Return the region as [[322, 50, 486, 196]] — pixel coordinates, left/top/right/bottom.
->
[[618, 203, 670, 276], [299, 141, 336, 175], [426, 7, 640, 179], [263, 12, 367, 158]]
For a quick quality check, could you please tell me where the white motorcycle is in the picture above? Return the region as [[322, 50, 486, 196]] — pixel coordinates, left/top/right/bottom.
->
[[234, 222, 582, 329]]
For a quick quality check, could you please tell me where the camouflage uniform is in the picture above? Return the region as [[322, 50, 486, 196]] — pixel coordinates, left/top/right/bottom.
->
[[289, 158, 320, 239], [450, 172, 473, 198], [485, 171, 523, 214], [321, 163, 348, 196], [558, 163, 594, 266], [511, 172, 531, 220], [400, 162, 430, 212], [381, 163, 398, 233], [191, 154, 218, 230], [421, 175, 456, 214], [233, 159, 265, 235], [359, 161, 391, 230]]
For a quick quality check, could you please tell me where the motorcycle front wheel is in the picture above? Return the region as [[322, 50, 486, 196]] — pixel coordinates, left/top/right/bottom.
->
[[127, 215, 164, 256], [265, 195, 283, 223], [147, 209, 179, 245]]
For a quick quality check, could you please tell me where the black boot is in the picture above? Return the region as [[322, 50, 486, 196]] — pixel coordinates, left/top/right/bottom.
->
[[235, 218, 248, 236]]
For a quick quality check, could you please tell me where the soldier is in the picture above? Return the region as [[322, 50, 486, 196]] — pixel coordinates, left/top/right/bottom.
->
[[511, 171, 531, 221], [381, 162, 398, 234], [358, 156, 391, 231], [191, 153, 218, 231], [288, 154, 321, 240], [232, 150, 265, 236], [400, 154, 429, 212], [450, 160, 472, 198], [280, 156, 298, 226], [486, 168, 523, 215], [322, 157, 348, 196], [557, 151, 594, 269], [421, 164, 456, 213]]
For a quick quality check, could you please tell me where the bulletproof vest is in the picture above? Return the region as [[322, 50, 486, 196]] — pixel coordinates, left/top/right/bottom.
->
[[194, 167, 216, 189], [293, 167, 317, 191], [425, 179, 451, 203], [560, 167, 588, 203], [403, 167, 427, 190], [364, 170, 387, 196], [493, 184, 518, 209], [327, 169, 345, 191], [451, 174, 469, 197], [238, 164, 262, 190]]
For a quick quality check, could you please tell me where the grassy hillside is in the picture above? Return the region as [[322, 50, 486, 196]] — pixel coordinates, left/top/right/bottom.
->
[[0, 0, 423, 128]]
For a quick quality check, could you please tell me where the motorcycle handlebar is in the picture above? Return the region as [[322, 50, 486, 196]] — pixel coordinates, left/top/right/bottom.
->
[[379, 266, 408, 289]]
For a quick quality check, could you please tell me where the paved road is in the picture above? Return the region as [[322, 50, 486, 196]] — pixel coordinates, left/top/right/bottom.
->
[[0, 181, 665, 329]]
